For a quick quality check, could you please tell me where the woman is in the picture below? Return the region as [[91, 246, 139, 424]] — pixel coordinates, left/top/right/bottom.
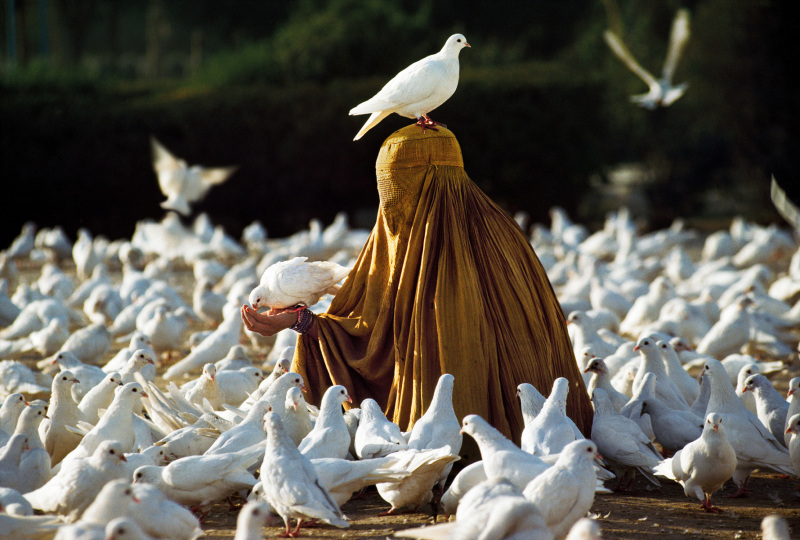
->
[[242, 125, 593, 441]]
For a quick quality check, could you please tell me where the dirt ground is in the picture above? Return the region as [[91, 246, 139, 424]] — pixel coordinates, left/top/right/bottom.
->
[[9, 255, 800, 539]]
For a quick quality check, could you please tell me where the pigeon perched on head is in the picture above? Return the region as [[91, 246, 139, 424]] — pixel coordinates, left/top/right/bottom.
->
[[151, 137, 237, 216], [249, 256, 351, 313], [349, 33, 470, 140]]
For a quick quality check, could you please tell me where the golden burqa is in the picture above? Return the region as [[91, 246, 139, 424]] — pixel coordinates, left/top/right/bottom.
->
[[292, 125, 593, 440]]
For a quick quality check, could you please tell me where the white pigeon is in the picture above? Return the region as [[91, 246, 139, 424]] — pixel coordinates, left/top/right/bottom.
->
[[0, 434, 29, 491], [584, 358, 630, 412], [150, 137, 237, 216], [138, 305, 192, 359], [10, 401, 51, 492], [308, 456, 410, 508], [440, 460, 487, 518], [590, 388, 662, 490], [215, 344, 253, 372], [0, 317, 69, 359], [618, 372, 657, 441], [785, 413, 800, 478], [214, 366, 264, 407], [117, 349, 157, 385], [460, 414, 549, 491], [77, 479, 140, 528], [64, 382, 149, 464], [0, 393, 28, 441], [298, 385, 352, 460], [0, 360, 52, 398], [639, 396, 703, 453], [40, 370, 83, 466], [132, 448, 260, 513], [701, 358, 794, 496], [632, 336, 689, 411], [603, 8, 690, 109], [204, 401, 271, 456], [396, 479, 551, 540], [249, 256, 351, 313], [233, 500, 274, 540], [354, 398, 408, 459], [522, 439, 601, 538], [77, 372, 123, 425], [24, 440, 129, 522], [5, 222, 36, 260], [127, 482, 203, 540], [521, 377, 578, 456], [654, 413, 737, 512], [182, 363, 225, 410], [102, 518, 150, 540], [565, 518, 602, 540], [283, 386, 313, 447], [657, 339, 700, 404], [162, 303, 241, 380], [255, 371, 306, 417], [375, 446, 460, 515], [0, 509, 60, 539], [259, 411, 348, 537], [761, 514, 791, 540], [407, 373, 463, 491], [49, 323, 111, 367], [349, 33, 470, 140], [516, 383, 546, 425], [784, 377, 800, 447], [742, 373, 790, 446]]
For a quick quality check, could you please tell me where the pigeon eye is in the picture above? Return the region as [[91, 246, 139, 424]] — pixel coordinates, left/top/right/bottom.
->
[[109, 449, 115, 454]]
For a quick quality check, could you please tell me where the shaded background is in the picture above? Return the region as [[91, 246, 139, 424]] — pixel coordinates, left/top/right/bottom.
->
[[1, 0, 798, 249]]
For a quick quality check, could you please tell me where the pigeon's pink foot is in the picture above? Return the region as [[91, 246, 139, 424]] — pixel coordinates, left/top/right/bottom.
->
[[725, 486, 751, 498], [378, 508, 398, 516], [414, 115, 446, 133], [701, 496, 722, 512]]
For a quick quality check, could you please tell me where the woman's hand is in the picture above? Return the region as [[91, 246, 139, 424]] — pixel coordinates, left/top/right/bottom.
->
[[240, 305, 298, 337]]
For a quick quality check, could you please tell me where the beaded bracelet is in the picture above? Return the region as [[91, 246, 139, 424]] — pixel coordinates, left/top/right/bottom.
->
[[290, 307, 315, 334]]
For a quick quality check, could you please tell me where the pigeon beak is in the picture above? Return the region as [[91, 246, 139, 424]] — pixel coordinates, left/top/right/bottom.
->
[[141, 391, 149, 398], [72, 378, 80, 384], [741, 387, 749, 393], [595, 452, 603, 460], [632, 345, 640, 351], [789, 389, 795, 397], [293, 403, 298, 410], [301, 385, 307, 393], [132, 496, 141, 503], [119, 455, 128, 462], [24, 401, 29, 406], [346, 394, 353, 403], [786, 426, 793, 434], [582, 367, 591, 373]]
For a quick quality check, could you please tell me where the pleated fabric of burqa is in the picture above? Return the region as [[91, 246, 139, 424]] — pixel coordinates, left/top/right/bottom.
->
[[292, 125, 593, 441]]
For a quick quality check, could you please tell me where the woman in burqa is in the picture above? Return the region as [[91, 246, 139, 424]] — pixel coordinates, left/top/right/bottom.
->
[[241, 125, 593, 442]]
